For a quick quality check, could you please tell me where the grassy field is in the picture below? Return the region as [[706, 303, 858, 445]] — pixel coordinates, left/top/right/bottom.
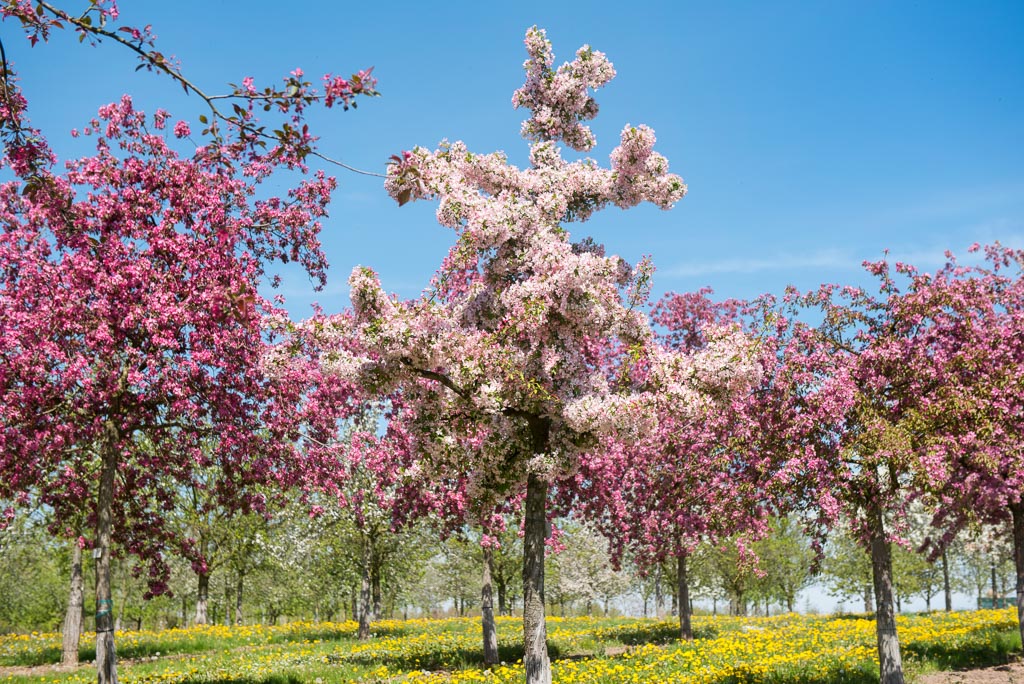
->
[[1, 609, 1019, 683]]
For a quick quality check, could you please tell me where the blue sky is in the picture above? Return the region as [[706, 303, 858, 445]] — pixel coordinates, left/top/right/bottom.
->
[[8, 1, 1023, 317]]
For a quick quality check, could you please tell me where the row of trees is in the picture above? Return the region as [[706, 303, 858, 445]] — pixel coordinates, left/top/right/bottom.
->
[[2, 6, 1023, 684], [4, 504, 1018, 635]]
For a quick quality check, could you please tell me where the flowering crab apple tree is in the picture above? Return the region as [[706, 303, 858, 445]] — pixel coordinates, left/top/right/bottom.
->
[[896, 245, 1024, 650], [765, 261, 982, 684], [0, 97, 341, 683], [570, 289, 769, 641], [308, 27, 754, 683]]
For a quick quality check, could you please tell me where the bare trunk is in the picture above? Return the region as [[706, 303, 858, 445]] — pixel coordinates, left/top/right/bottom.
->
[[869, 507, 904, 684], [194, 572, 210, 625], [523, 467, 551, 684], [95, 432, 119, 684], [677, 551, 692, 640], [371, 548, 382, 620], [942, 550, 952, 612], [864, 582, 875, 613], [481, 545, 499, 666], [358, 542, 372, 640], [496, 574, 508, 616], [235, 572, 245, 625], [1010, 501, 1024, 652], [61, 543, 84, 666]]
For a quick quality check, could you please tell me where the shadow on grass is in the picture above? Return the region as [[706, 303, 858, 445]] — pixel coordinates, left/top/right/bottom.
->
[[904, 629, 1021, 671]]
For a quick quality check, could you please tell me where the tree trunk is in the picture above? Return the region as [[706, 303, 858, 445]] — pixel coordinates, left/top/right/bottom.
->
[[481, 545, 499, 666], [864, 583, 875, 613], [61, 543, 84, 667], [869, 507, 904, 684], [195, 572, 210, 625], [1010, 501, 1024, 652], [523, 468, 551, 684], [95, 432, 119, 684], [371, 547, 383, 620], [358, 542, 372, 640], [235, 572, 245, 625], [942, 550, 952, 612], [677, 552, 692, 640], [496, 574, 508, 617]]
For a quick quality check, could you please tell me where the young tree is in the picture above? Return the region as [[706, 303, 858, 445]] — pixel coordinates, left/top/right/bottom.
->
[[304, 28, 755, 683]]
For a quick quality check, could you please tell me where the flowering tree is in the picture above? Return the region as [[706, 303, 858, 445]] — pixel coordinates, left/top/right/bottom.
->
[[0, 96, 341, 682], [764, 257, 1003, 684], [898, 245, 1024, 650], [303, 26, 765, 683], [571, 289, 768, 640]]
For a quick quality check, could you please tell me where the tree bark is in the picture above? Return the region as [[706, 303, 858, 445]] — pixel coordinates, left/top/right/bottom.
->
[[481, 544, 499, 666], [235, 572, 245, 625], [95, 432, 119, 684], [1010, 501, 1024, 652], [496, 574, 508, 617], [677, 551, 692, 640], [194, 571, 210, 625], [864, 583, 875, 613], [942, 550, 952, 612], [358, 542, 372, 640], [371, 545, 383, 620], [869, 507, 904, 684], [61, 543, 84, 667], [523, 468, 551, 684]]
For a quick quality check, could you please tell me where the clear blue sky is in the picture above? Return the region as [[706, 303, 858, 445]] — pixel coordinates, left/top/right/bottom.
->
[[9, 1, 1024, 317]]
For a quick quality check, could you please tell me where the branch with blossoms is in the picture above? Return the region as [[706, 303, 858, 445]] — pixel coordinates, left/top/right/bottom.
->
[[0, 0, 380, 181]]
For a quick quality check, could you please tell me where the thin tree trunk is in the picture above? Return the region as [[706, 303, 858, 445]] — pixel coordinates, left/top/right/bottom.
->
[[864, 583, 875, 613], [523, 467, 551, 684], [61, 543, 84, 667], [677, 551, 692, 640], [481, 544, 499, 666], [358, 542, 372, 640], [496, 574, 508, 617], [225, 580, 233, 626], [235, 572, 245, 625], [194, 572, 210, 625], [1010, 501, 1024, 652], [869, 507, 904, 684], [371, 546, 382, 620], [942, 550, 952, 612], [95, 432, 119, 684]]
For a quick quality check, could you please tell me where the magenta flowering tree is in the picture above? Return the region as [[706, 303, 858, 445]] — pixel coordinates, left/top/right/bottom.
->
[[763, 258, 1000, 684], [306, 28, 759, 683], [894, 245, 1024, 650], [572, 289, 771, 641], [0, 96, 339, 683]]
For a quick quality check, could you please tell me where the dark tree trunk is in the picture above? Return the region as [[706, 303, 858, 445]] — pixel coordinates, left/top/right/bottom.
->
[[194, 572, 210, 625], [95, 432, 119, 684], [496, 574, 508, 617], [358, 543, 372, 640], [869, 506, 904, 684], [523, 466, 551, 684], [481, 545, 499, 666], [677, 552, 692, 640], [1010, 501, 1024, 652], [942, 550, 952, 612], [61, 543, 84, 666]]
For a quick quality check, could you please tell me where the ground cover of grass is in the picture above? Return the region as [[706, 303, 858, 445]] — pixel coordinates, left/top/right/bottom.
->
[[0, 609, 1018, 683]]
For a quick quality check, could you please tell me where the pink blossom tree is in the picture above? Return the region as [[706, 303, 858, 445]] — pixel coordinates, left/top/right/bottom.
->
[[0, 96, 339, 683], [307, 28, 760, 683], [893, 245, 1024, 651], [572, 289, 772, 641], [764, 258, 996, 684]]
